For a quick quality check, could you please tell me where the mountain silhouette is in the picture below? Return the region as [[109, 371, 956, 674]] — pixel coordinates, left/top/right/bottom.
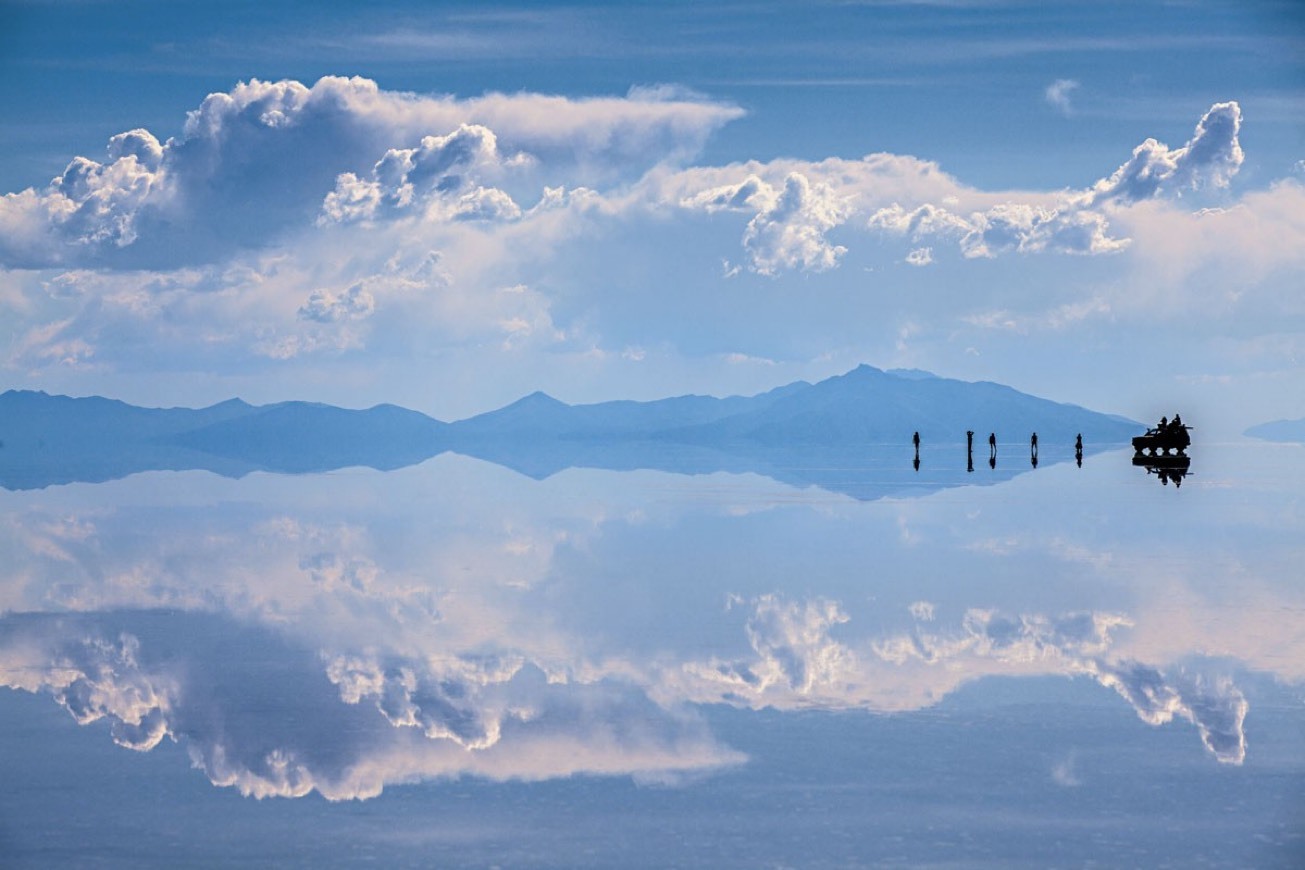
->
[[652, 364, 1135, 445], [447, 380, 808, 440], [0, 366, 1139, 495], [172, 401, 447, 473], [0, 392, 445, 487], [1244, 418, 1305, 443]]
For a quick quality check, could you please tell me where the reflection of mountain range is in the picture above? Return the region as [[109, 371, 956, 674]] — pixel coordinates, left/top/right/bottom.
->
[[0, 365, 1139, 494], [1245, 417, 1305, 443]]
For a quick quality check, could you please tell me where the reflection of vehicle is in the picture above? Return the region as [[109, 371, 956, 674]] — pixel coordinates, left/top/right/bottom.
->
[[1132, 424, 1190, 456], [1133, 452, 1191, 487]]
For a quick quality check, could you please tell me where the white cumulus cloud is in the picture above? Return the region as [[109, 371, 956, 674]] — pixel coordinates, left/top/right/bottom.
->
[[867, 101, 1244, 261], [1086, 101, 1244, 206], [0, 76, 742, 270]]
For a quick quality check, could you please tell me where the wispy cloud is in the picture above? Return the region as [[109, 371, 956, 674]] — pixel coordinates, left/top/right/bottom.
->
[[1045, 78, 1080, 116]]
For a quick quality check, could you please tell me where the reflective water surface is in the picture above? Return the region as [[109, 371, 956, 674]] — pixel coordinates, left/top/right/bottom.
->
[[1, 442, 1302, 867]]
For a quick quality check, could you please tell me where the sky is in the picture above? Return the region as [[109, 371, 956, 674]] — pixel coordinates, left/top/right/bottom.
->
[[1, 0, 1303, 433]]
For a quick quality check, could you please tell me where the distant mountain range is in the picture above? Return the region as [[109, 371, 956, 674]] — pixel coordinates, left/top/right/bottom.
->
[[0, 365, 1141, 494], [1244, 418, 1305, 443]]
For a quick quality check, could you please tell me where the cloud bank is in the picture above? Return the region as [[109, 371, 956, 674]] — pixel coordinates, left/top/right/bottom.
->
[[0, 76, 742, 270], [2, 75, 1293, 406], [866, 102, 1244, 261]]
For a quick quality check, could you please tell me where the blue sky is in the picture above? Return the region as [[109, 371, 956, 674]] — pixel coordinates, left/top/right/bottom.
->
[[2, 0, 1303, 431]]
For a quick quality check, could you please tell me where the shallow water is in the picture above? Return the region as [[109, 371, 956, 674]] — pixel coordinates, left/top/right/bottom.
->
[[1, 441, 1302, 867]]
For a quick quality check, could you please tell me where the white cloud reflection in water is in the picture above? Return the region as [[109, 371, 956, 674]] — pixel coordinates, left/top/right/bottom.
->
[[0, 441, 1302, 807]]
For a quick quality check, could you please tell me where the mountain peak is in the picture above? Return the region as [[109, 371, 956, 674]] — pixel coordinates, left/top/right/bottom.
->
[[886, 368, 938, 381], [205, 397, 253, 411], [515, 390, 566, 407]]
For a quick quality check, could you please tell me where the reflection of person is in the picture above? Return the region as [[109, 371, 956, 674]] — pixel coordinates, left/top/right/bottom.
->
[[988, 433, 996, 456]]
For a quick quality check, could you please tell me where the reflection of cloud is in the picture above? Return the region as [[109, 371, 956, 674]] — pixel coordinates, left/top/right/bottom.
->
[[868, 606, 1250, 764], [873, 607, 1129, 665], [1051, 751, 1081, 787], [908, 600, 935, 622], [1086, 660, 1247, 764], [673, 598, 1251, 765], [1, 630, 175, 752], [680, 594, 855, 705], [325, 652, 522, 750], [745, 594, 854, 692], [0, 469, 1285, 793], [0, 614, 743, 800]]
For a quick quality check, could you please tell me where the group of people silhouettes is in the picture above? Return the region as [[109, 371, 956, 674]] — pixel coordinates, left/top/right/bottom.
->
[[915, 431, 1085, 471], [1152, 413, 1184, 434]]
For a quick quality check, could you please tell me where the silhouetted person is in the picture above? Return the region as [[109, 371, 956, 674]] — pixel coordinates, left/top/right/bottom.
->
[[913, 431, 920, 450], [1030, 432, 1038, 453], [988, 433, 996, 458], [1075, 433, 1083, 452], [967, 430, 974, 473]]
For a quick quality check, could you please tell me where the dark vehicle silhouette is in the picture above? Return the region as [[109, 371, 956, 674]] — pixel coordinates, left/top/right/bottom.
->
[[1132, 416, 1190, 456]]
